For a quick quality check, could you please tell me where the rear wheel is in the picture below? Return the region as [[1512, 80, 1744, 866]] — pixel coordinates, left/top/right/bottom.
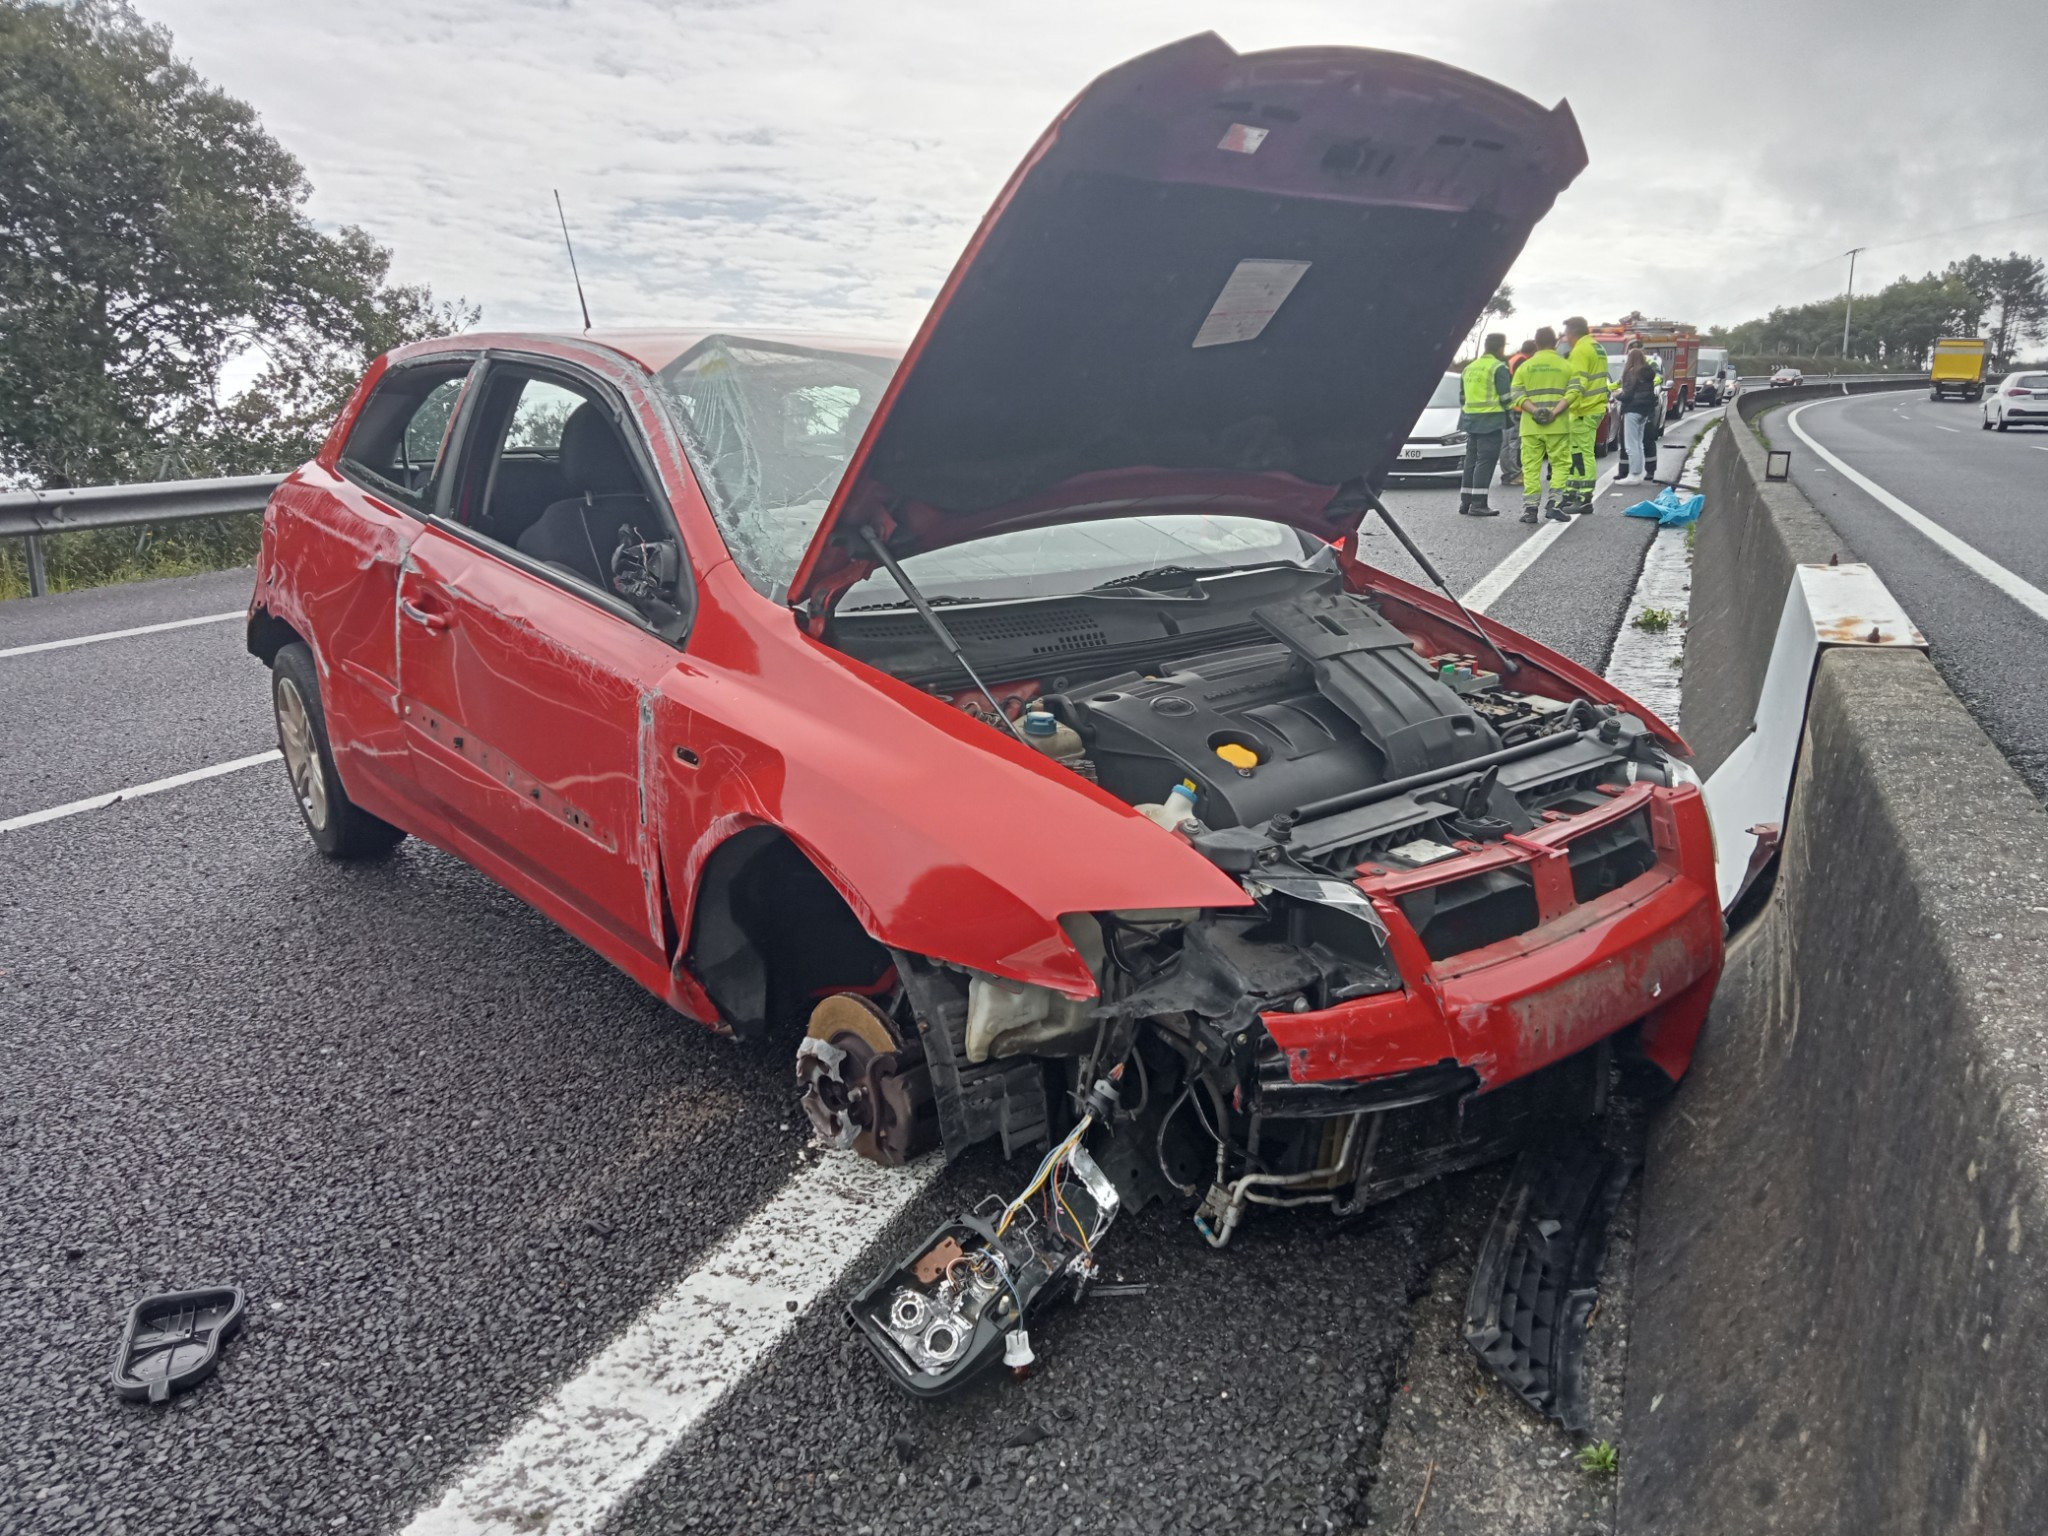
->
[[272, 642, 406, 859], [1997, 414, 2010, 433]]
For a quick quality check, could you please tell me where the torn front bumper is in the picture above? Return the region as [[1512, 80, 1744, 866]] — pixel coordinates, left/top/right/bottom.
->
[[1262, 782, 1723, 1094]]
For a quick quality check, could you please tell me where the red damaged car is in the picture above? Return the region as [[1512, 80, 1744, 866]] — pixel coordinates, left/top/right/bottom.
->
[[250, 36, 1721, 1396]]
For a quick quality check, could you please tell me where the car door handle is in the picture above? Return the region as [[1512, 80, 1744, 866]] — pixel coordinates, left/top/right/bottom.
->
[[400, 599, 451, 632]]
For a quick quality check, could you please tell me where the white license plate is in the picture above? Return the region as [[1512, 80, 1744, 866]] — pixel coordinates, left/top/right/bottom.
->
[[1399, 446, 1425, 460]]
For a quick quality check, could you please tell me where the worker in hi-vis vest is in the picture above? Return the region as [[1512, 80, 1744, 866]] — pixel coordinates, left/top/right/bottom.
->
[[1508, 326, 1574, 525], [1560, 315, 1610, 512], [1456, 334, 1512, 517]]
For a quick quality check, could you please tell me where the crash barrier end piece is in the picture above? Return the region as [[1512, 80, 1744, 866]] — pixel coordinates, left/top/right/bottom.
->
[[1701, 562, 1923, 911]]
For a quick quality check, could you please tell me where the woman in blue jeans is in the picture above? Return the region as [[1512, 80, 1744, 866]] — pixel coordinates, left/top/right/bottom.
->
[[1616, 345, 1657, 485]]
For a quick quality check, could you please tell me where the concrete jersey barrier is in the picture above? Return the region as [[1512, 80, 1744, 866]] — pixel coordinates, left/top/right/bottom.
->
[[1621, 381, 2048, 1531]]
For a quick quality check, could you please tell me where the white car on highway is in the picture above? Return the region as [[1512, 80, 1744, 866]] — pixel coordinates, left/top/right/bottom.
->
[[1982, 371, 2048, 431], [1391, 371, 1466, 483]]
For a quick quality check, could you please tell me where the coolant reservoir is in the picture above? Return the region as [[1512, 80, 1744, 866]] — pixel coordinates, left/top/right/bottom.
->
[[1020, 710, 1085, 762], [1137, 781, 1201, 833]]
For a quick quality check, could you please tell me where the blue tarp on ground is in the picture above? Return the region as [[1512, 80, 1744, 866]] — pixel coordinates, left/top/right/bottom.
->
[[1624, 486, 1704, 526]]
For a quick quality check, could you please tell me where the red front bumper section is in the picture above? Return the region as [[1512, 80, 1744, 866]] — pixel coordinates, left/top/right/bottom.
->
[[1263, 782, 1722, 1091]]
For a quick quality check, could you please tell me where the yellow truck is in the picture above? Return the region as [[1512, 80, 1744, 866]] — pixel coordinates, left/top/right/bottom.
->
[[1930, 337, 1989, 401]]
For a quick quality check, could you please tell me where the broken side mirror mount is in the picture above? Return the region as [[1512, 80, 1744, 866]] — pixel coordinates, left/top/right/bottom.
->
[[611, 523, 691, 638]]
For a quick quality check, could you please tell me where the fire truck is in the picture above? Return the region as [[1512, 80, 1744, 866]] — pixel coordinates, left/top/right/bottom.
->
[[1592, 314, 1702, 421]]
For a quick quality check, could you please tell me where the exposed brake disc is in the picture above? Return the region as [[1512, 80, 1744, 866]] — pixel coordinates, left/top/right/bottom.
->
[[797, 992, 935, 1167]]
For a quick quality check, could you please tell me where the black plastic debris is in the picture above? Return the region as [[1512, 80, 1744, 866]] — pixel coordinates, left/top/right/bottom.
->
[[1464, 1139, 1632, 1430], [112, 1287, 246, 1404]]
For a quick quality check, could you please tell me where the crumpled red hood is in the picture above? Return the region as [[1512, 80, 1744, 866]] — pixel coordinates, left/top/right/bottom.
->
[[786, 32, 1586, 611]]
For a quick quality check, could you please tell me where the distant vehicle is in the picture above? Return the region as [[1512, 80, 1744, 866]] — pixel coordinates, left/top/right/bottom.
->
[[1930, 337, 1990, 401], [1982, 371, 2048, 431], [1693, 347, 1736, 406], [1392, 371, 1466, 483], [1770, 367, 1803, 387], [1593, 316, 1698, 415]]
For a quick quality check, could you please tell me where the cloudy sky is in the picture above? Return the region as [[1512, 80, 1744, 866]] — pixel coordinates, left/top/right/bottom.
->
[[146, 0, 2048, 343]]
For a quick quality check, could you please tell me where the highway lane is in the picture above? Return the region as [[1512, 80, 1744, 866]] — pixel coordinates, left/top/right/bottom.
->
[[0, 469, 1682, 1534], [1777, 389, 2048, 795]]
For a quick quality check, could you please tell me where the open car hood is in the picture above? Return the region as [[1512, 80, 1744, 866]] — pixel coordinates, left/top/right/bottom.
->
[[786, 33, 1586, 610]]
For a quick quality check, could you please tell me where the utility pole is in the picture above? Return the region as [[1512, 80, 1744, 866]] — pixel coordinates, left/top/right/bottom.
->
[[1841, 246, 1865, 366]]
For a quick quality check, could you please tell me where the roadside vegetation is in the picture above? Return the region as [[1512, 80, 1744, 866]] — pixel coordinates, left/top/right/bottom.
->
[[1576, 1440, 1620, 1479], [1709, 253, 2045, 375], [0, 0, 473, 599]]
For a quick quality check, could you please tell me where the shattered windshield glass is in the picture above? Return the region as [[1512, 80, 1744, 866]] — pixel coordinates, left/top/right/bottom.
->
[[652, 337, 901, 599]]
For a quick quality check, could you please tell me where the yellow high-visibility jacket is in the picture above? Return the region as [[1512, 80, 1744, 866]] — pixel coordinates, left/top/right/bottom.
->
[[1566, 334, 1611, 418], [1510, 349, 1573, 429]]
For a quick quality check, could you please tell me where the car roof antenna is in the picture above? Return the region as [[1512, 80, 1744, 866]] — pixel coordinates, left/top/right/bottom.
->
[[857, 525, 1028, 741], [1345, 480, 1519, 677], [554, 189, 593, 332]]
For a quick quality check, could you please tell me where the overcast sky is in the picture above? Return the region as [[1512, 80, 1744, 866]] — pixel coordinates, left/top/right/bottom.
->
[[146, 0, 2048, 344]]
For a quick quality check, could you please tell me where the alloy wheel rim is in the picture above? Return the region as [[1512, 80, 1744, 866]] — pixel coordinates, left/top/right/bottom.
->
[[275, 676, 329, 829]]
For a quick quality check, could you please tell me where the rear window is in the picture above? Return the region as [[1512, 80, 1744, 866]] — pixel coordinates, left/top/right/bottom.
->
[[339, 362, 472, 511], [2015, 375, 2048, 390]]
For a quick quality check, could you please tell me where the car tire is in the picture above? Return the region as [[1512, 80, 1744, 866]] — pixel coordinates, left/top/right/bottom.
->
[[271, 642, 406, 859], [1996, 416, 2009, 432], [1982, 412, 1993, 430]]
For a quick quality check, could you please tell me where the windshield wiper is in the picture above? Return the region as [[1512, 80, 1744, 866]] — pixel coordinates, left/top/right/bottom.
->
[[1085, 558, 1304, 595]]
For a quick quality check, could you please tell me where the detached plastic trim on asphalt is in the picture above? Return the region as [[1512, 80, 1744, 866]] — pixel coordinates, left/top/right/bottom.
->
[[1787, 398, 2048, 624], [400, 1151, 940, 1536], [0, 750, 281, 833], [0, 609, 242, 660]]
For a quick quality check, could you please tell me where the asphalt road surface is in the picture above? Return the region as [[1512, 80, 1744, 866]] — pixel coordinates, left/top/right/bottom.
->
[[1776, 388, 2048, 797], [0, 432, 1710, 1536]]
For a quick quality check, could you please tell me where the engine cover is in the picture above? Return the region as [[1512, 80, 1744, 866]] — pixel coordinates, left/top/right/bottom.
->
[[1078, 594, 1498, 827]]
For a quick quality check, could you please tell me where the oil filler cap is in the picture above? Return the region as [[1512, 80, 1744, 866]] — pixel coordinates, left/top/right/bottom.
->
[[1214, 742, 1259, 771]]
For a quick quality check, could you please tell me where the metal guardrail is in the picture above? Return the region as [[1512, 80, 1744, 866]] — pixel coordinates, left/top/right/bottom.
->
[[0, 473, 285, 597]]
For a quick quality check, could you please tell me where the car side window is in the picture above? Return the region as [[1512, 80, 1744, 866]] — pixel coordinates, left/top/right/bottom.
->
[[339, 363, 472, 512], [445, 364, 690, 634]]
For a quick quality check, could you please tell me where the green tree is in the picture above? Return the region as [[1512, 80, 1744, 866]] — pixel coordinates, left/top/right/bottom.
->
[[1710, 253, 2040, 370], [0, 0, 475, 488], [1946, 253, 2047, 370], [1465, 283, 1515, 357]]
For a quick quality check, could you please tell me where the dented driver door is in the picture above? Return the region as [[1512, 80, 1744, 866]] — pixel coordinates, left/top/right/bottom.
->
[[394, 523, 679, 973]]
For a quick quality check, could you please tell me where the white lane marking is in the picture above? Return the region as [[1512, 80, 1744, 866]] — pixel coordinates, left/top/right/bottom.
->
[[1934, 424, 1960, 433], [1787, 399, 2048, 623], [1461, 458, 1619, 612], [0, 609, 242, 660], [0, 751, 280, 833], [401, 1151, 940, 1536]]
